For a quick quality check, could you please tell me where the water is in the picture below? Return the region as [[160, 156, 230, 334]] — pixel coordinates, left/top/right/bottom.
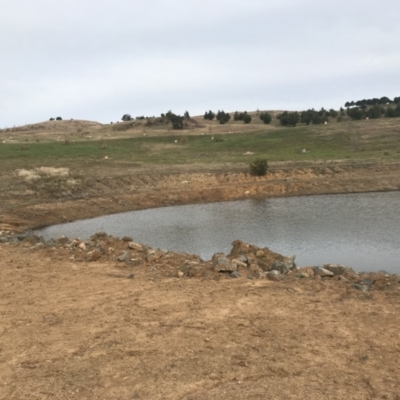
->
[[35, 192, 400, 273]]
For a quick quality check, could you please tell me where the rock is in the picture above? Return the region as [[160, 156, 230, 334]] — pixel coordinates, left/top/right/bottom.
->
[[257, 260, 270, 272], [256, 250, 265, 258], [46, 238, 57, 248], [86, 249, 101, 262], [118, 251, 131, 262], [130, 258, 142, 266], [57, 236, 69, 245], [78, 242, 86, 250], [232, 259, 247, 268], [359, 278, 375, 286], [323, 263, 356, 276], [229, 272, 242, 279], [0, 236, 10, 243], [128, 242, 143, 251], [339, 275, 349, 282], [213, 255, 236, 272], [313, 267, 334, 277], [271, 262, 290, 275], [353, 284, 369, 292], [266, 271, 283, 282], [122, 236, 133, 242], [296, 272, 309, 279], [34, 242, 44, 249], [237, 255, 248, 264], [298, 267, 314, 278], [127, 273, 134, 279], [90, 232, 108, 241], [177, 271, 184, 278]]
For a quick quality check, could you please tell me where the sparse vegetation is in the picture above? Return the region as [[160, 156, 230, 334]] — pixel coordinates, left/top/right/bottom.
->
[[249, 158, 268, 176]]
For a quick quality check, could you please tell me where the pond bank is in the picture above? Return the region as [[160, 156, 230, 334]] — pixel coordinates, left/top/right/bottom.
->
[[1, 160, 400, 233]]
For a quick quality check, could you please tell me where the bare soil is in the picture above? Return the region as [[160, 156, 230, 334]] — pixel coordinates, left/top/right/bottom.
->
[[0, 236, 399, 399], [1, 146, 400, 398]]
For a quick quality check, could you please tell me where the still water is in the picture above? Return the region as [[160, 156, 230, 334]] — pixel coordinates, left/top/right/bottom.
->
[[35, 192, 400, 273]]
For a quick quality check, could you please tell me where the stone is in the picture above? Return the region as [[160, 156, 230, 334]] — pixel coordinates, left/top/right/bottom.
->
[[299, 267, 314, 278], [313, 267, 334, 277], [271, 261, 291, 275], [177, 271, 184, 278], [339, 275, 349, 282], [122, 236, 133, 242], [296, 272, 309, 279], [46, 238, 58, 248], [118, 251, 131, 262], [213, 256, 236, 272], [57, 236, 69, 245], [86, 249, 101, 262], [323, 263, 356, 276], [0, 236, 10, 243], [237, 255, 248, 264], [256, 250, 265, 258], [127, 274, 134, 279], [128, 242, 143, 251], [230, 272, 242, 278], [353, 284, 369, 292], [359, 279, 375, 286], [78, 242, 86, 250], [266, 271, 283, 282], [232, 259, 247, 268]]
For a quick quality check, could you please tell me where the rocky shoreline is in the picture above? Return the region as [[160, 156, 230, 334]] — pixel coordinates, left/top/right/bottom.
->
[[1, 230, 399, 292]]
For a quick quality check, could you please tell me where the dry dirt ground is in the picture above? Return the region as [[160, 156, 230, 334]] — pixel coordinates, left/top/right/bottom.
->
[[0, 235, 399, 400], [1, 156, 400, 399]]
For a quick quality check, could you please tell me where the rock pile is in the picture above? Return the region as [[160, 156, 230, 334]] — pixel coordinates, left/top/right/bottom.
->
[[1, 232, 399, 290]]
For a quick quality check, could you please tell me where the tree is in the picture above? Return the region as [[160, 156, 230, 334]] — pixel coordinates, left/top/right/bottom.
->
[[165, 111, 184, 129], [279, 111, 299, 127], [259, 112, 272, 124], [366, 105, 382, 119], [184, 111, 190, 119], [49, 117, 55, 121], [203, 110, 215, 120], [56, 116, 62, 121], [216, 110, 231, 124], [122, 114, 132, 121], [243, 114, 252, 124], [347, 107, 364, 120]]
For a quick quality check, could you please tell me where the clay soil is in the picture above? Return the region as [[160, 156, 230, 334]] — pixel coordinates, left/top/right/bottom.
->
[[1, 161, 400, 399]]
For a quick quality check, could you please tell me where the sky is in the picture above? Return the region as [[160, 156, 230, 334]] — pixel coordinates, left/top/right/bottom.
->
[[1, 0, 400, 127]]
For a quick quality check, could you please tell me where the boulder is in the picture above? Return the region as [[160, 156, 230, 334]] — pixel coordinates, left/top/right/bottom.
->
[[122, 236, 133, 242], [266, 270, 283, 282], [353, 284, 369, 292], [213, 254, 236, 272], [313, 267, 334, 277], [128, 242, 143, 251], [57, 236, 69, 245], [231, 259, 247, 268], [86, 249, 101, 262], [323, 263, 356, 276], [118, 251, 131, 262]]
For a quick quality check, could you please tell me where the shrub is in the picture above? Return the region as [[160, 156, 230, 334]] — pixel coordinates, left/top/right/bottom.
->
[[216, 110, 231, 124], [249, 159, 268, 176], [259, 112, 272, 124], [243, 114, 252, 124], [122, 114, 133, 121], [204, 110, 215, 120], [279, 111, 299, 127], [56, 116, 62, 121]]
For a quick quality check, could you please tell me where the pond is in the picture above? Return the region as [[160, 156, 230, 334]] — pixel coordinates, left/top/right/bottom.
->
[[35, 191, 400, 273]]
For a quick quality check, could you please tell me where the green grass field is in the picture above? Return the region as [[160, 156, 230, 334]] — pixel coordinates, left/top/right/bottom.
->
[[1, 118, 400, 173]]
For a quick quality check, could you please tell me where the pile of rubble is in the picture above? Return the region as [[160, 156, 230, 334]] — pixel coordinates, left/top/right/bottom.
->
[[1, 231, 399, 291]]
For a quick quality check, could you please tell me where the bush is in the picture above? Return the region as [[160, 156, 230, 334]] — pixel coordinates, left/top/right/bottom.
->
[[56, 116, 62, 121], [243, 114, 252, 124], [259, 112, 272, 124], [249, 159, 268, 176], [122, 114, 133, 121], [216, 110, 231, 124], [204, 110, 215, 120], [279, 111, 299, 127]]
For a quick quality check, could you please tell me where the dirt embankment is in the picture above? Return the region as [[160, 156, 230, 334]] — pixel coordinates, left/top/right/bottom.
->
[[1, 161, 400, 233]]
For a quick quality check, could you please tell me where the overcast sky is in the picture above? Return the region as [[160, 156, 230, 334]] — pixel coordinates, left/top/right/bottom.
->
[[1, 0, 399, 127]]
